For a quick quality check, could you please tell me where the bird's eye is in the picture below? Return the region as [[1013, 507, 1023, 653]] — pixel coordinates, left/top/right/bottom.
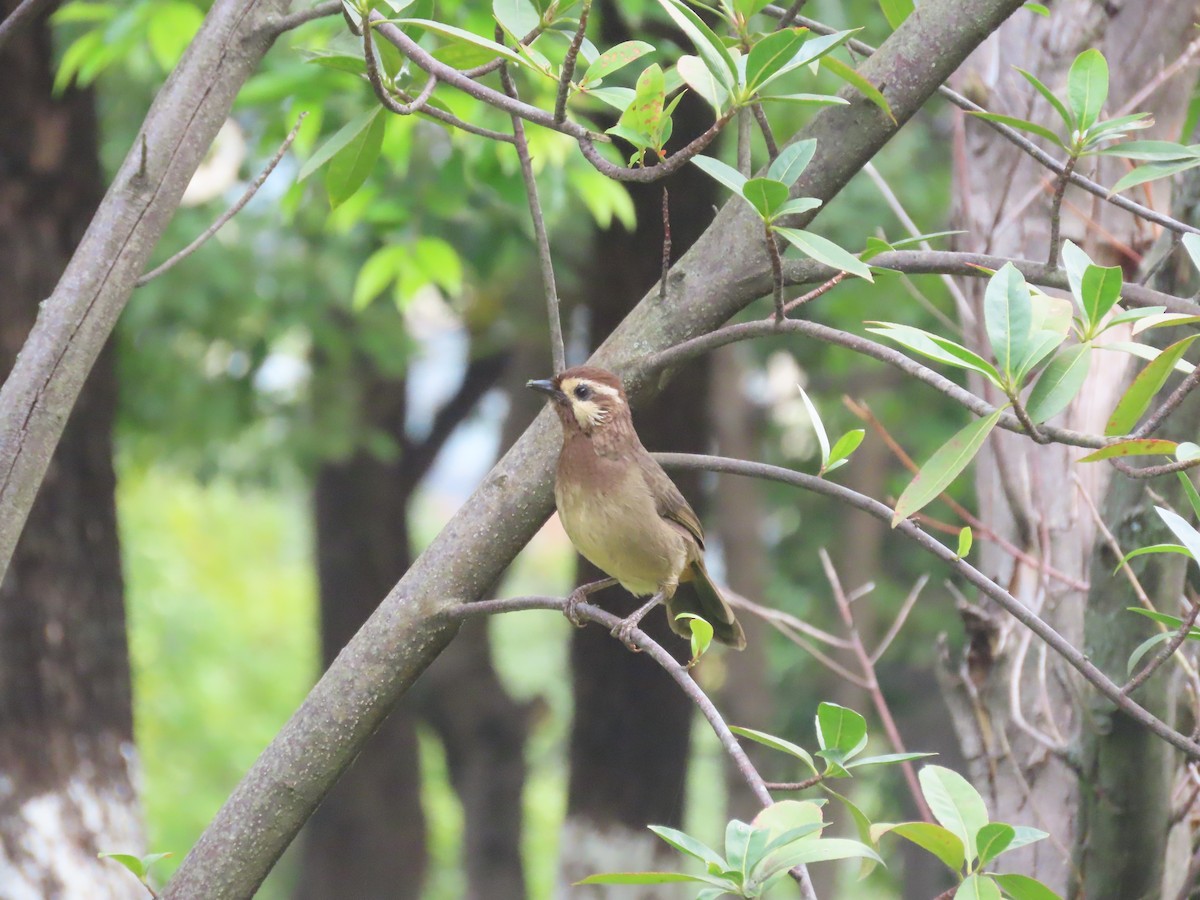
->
[[573, 384, 591, 400]]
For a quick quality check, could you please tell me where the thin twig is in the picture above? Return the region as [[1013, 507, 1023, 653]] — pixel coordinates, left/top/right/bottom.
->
[[764, 8, 1200, 238], [871, 574, 928, 664], [766, 776, 824, 791], [766, 224, 785, 322], [752, 103, 779, 160], [775, 0, 807, 29], [1113, 32, 1200, 119], [643, 316, 1108, 452], [136, 114, 307, 287], [500, 61, 566, 374], [1122, 595, 1200, 696], [781, 272, 845, 315], [660, 186, 671, 302], [820, 550, 932, 820], [443, 594, 819, 899], [1110, 456, 1200, 480], [654, 452, 1200, 760], [462, 23, 545, 79], [265, 0, 341, 37], [725, 589, 854, 648], [554, 0, 591, 122], [1047, 154, 1078, 267], [1008, 391, 1048, 444]]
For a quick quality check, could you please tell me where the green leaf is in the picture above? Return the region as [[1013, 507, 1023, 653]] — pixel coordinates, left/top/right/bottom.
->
[[866, 322, 1003, 384], [493, 0, 539, 40], [583, 41, 655, 83], [758, 91, 848, 108], [1110, 158, 1200, 194], [1080, 264, 1124, 327], [1156, 505, 1200, 563], [353, 245, 402, 310], [147, 1, 204, 70], [1067, 48, 1108, 133], [878, 0, 914, 29], [298, 107, 383, 183], [745, 27, 807, 93], [581, 86, 636, 110], [655, 0, 736, 89], [846, 751, 937, 769], [1105, 334, 1200, 435], [648, 825, 727, 869], [775, 227, 873, 281], [326, 108, 386, 208], [774, 197, 822, 218], [614, 63, 666, 148], [742, 177, 790, 219], [1126, 631, 1172, 678], [957, 526, 973, 559], [752, 800, 824, 845], [878, 821, 966, 871], [991, 873, 1063, 900], [1179, 467, 1200, 517], [730, 726, 818, 774], [956, 873, 1002, 900], [1077, 438, 1178, 462], [1185, 233, 1200, 275], [676, 54, 727, 113], [1015, 67, 1072, 129], [968, 112, 1065, 148], [1097, 139, 1200, 162], [725, 819, 756, 871], [797, 384, 831, 467], [918, 765, 991, 863], [1081, 113, 1153, 146], [820, 55, 894, 122], [767, 139, 817, 186], [825, 429, 865, 473], [676, 613, 714, 664], [1097, 341, 1195, 373], [976, 823, 1015, 866], [815, 702, 868, 758], [1116, 544, 1189, 575], [984, 263, 1033, 381], [1026, 344, 1091, 423], [1023, 2, 1050, 14], [98, 853, 146, 879], [1060, 240, 1091, 314], [576, 872, 729, 885], [1129, 606, 1200, 629], [758, 837, 882, 872], [691, 154, 747, 196], [773, 28, 858, 80], [392, 19, 535, 70]]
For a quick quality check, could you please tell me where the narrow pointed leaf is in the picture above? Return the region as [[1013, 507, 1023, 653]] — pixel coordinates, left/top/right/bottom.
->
[[1077, 439, 1178, 462], [655, 0, 736, 89], [985, 262, 1033, 381], [1026, 343, 1091, 423], [1105, 334, 1200, 435], [968, 112, 1065, 147], [775, 226, 873, 280], [957, 526, 973, 558], [866, 322, 1002, 383], [1080, 264, 1123, 324], [1116, 543, 1189, 574], [991, 873, 1063, 900], [825, 429, 865, 471], [298, 107, 383, 183], [797, 384, 831, 466], [1067, 48, 1108, 132], [1015, 66, 1072, 130], [774, 197, 822, 218], [1095, 139, 1199, 161], [767, 139, 817, 186], [326, 108, 386, 207], [893, 410, 1003, 526], [1184, 233, 1200, 274], [648, 825, 727, 869], [676, 54, 727, 112], [576, 872, 729, 886], [746, 27, 807, 92], [879, 821, 966, 871], [1126, 632, 1173, 677], [1110, 158, 1200, 194], [583, 41, 655, 83], [691, 154, 747, 195], [730, 726, 818, 774], [1156, 505, 1200, 563], [820, 55, 894, 122], [392, 19, 535, 70], [1179, 468, 1200, 518]]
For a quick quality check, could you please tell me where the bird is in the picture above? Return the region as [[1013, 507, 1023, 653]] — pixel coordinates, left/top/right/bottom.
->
[[527, 365, 746, 650]]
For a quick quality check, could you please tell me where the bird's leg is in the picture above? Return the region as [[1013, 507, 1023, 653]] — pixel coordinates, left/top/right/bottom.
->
[[564, 577, 618, 627], [611, 591, 666, 650]]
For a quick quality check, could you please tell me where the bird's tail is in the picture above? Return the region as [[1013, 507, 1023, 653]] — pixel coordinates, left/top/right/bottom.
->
[[667, 560, 747, 650]]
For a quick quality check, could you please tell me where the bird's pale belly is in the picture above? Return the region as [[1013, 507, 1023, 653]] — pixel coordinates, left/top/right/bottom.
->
[[555, 478, 687, 597]]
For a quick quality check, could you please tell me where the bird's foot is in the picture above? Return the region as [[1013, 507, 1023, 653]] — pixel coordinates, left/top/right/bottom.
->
[[610, 616, 642, 651], [563, 587, 591, 629]]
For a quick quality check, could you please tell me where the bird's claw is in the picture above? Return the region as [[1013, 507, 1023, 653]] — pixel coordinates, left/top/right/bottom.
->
[[563, 589, 590, 628], [610, 618, 642, 651]]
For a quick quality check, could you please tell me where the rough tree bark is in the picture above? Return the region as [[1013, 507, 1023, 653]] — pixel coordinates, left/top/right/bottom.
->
[[0, 2, 142, 895], [946, 2, 1196, 893], [0, 1, 1025, 892]]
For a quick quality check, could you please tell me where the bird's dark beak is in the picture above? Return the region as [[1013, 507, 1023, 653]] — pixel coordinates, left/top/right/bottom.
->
[[526, 378, 565, 402]]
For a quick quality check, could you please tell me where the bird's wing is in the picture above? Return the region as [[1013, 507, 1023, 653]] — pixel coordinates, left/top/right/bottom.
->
[[638, 451, 705, 550]]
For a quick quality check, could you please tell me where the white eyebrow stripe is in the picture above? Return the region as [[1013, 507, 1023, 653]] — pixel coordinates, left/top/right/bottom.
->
[[586, 381, 620, 398]]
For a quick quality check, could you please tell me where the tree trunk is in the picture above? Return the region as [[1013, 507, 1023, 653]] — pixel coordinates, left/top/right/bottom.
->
[[0, 4, 142, 896], [947, 2, 1195, 892]]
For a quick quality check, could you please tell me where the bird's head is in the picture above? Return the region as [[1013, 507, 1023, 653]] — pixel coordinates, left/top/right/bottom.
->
[[526, 366, 630, 435]]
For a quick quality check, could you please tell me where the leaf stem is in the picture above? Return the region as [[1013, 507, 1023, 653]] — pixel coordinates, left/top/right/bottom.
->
[[554, 0, 591, 123], [1047, 152, 1078, 266]]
